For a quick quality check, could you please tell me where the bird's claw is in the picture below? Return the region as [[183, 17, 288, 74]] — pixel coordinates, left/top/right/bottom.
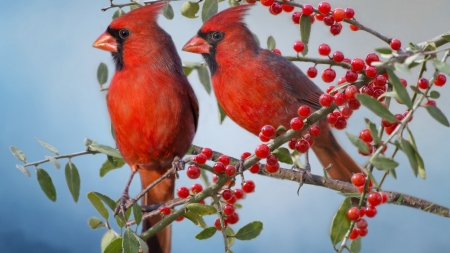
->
[[296, 163, 312, 195], [172, 156, 185, 179], [235, 159, 246, 184], [114, 194, 135, 218]]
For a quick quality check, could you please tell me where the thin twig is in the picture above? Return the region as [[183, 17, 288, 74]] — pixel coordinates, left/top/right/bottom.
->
[[22, 150, 98, 167], [285, 56, 351, 69], [211, 193, 229, 253], [101, 0, 174, 12]]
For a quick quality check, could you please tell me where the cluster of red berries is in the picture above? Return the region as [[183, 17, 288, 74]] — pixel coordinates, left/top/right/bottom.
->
[[347, 173, 388, 240], [213, 186, 250, 230]]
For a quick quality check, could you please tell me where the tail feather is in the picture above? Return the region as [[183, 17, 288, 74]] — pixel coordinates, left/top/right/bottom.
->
[[139, 169, 175, 253], [311, 119, 363, 182]]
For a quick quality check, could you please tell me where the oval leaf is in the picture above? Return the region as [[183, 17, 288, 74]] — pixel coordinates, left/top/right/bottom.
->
[[195, 227, 217, 240], [87, 192, 109, 219], [97, 63, 108, 85], [112, 8, 125, 20], [400, 138, 418, 177], [101, 230, 119, 253], [92, 192, 117, 211], [375, 48, 392, 54], [132, 203, 142, 226], [123, 228, 139, 253], [299, 14, 311, 56], [235, 221, 263, 240], [88, 217, 105, 230], [163, 3, 174, 20], [134, 234, 149, 253], [100, 157, 125, 177], [35, 138, 59, 155], [104, 237, 123, 253], [45, 156, 61, 169], [37, 168, 57, 202], [218, 103, 227, 124], [355, 94, 397, 123], [89, 143, 123, 158], [387, 68, 412, 109], [229, 0, 240, 6], [65, 162, 81, 202], [425, 105, 449, 127], [186, 203, 217, 216], [330, 197, 351, 246], [252, 33, 260, 47], [433, 60, 450, 75], [10, 146, 26, 162], [197, 66, 211, 94], [370, 156, 399, 171], [267, 36, 276, 51], [226, 227, 235, 247], [272, 147, 293, 164], [16, 164, 31, 177], [406, 128, 426, 179], [429, 90, 440, 99], [346, 132, 369, 154], [181, 2, 200, 18], [349, 237, 362, 253], [184, 211, 208, 228], [201, 0, 218, 22]]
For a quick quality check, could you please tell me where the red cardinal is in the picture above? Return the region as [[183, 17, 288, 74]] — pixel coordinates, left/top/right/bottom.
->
[[93, 3, 198, 252], [183, 5, 361, 182]]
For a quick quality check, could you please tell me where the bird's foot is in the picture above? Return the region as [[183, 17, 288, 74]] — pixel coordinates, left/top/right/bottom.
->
[[113, 193, 135, 218], [173, 156, 185, 179], [235, 159, 246, 185], [296, 163, 313, 195]]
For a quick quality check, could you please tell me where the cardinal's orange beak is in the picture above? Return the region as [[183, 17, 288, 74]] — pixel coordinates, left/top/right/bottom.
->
[[182, 35, 210, 54], [93, 32, 118, 52]]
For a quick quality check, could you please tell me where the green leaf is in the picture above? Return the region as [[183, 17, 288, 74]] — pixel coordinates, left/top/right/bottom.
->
[[226, 227, 235, 247], [386, 68, 412, 109], [233, 203, 242, 209], [37, 168, 57, 202], [184, 211, 208, 228], [16, 164, 31, 177], [349, 237, 362, 253], [355, 94, 397, 123], [87, 192, 109, 219], [88, 217, 105, 230], [89, 143, 123, 158], [103, 237, 123, 253], [409, 85, 422, 94], [400, 138, 418, 177], [429, 90, 440, 99], [197, 66, 211, 94], [228, 0, 240, 6], [181, 1, 199, 18], [34, 138, 59, 155], [115, 215, 125, 228], [235, 221, 263, 240], [218, 103, 227, 124], [132, 203, 142, 226], [162, 3, 174, 20], [375, 48, 392, 54], [346, 132, 369, 154], [267, 36, 276, 51], [371, 156, 399, 171], [330, 197, 351, 246], [339, 192, 362, 198], [195, 227, 217, 240], [97, 63, 108, 85], [100, 156, 125, 177], [272, 147, 293, 164], [425, 105, 449, 127], [101, 230, 120, 253], [365, 118, 380, 145], [394, 62, 410, 73], [45, 156, 61, 169], [201, 0, 218, 22], [123, 228, 139, 253], [299, 15, 311, 56], [406, 127, 425, 179], [404, 54, 420, 66], [433, 60, 450, 75], [92, 192, 117, 211], [129, 4, 140, 11], [252, 33, 260, 47], [183, 67, 193, 76], [65, 161, 80, 202], [10, 146, 26, 162], [442, 34, 450, 42], [112, 8, 125, 20], [134, 234, 149, 253], [186, 203, 217, 216]]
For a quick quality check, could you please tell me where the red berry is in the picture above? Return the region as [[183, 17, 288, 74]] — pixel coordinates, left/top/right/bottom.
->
[[417, 78, 429, 89], [176, 215, 184, 222], [345, 70, 358, 83], [346, 85, 360, 100], [234, 188, 244, 199], [351, 173, 366, 187], [380, 192, 388, 203], [347, 207, 360, 220], [266, 154, 278, 166], [349, 228, 359, 240], [160, 206, 171, 216], [330, 23, 342, 36], [374, 75, 387, 87], [187, 164, 201, 179], [351, 58, 365, 72], [319, 94, 333, 107], [365, 66, 378, 78], [358, 228, 368, 237], [317, 1, 331, 14], [322, 68, 336, 83], [341, 107, 352, 118], [242, 180, 255, 193], [260, 0, 274, 7], [425, 100, 436, 106], [326, 113, 338, 125], [332, 8, 345, 22], [344, 8, 355, 19], [358, 142, 373, 156], [365, 205, 377, 218], [390, 38, 401, 50], [318, 44, 331, 56], [304, 133, 314, 147], [281, 0, 294, 12], [292, 11, 301, 24], [223, 204, 235, 216], [222, 189, 233, 201], [334, 116, 347, 130], [307, 66, 318, 78], [333, 92, 347, 106], [272, 48, 282, 55], [226, 212, 239, 224], [302, 4, 314, 16], [348, 99, 361, 110], [290, 117, 304, 130], [309, 125, 321, 137], [246, 0, 257, 4], [359, 129, 373, 143], [213, 162, 225, 174], [177, 186, 190, 198], [193, 153, 207, 165], [435, 74, 446, 86], [385, 126, 395, 135], [365, 53, 380, 66], [298, 105, 312, 117], [342, 58, 351, 64], [288, 138, 297, 149], [249, 163, 260, 173], [259, 132, 270, 142], [349, 24, 359, 31], [368, 192, 382, 206], [359, 207, 366, 217], [333, 51, 344, 62], [212, 174, 218, 182], [214, 217, 225, 230], [295, 139, 310, 153], [326, 85, 336, 94], [399, 78, 407, 87], [201, 148, 213, 159], [356, 218, 368, 229], [255, 144, 270, 159], [323, 16, 335, 26], [361, 85, 374, 96], [269, 2, 283, 15], [265, 162, 280, 173], [225, 165, 236, 177], [261, 125, 275, 138], [191, 183, 203, 193], [293, 41, 305, 53], [241, 152, 251, 160], [218, 155, 230, 166]]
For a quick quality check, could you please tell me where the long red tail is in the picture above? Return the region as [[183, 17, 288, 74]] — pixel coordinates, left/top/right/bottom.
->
[[311, 119, 363, 182], [139, 169, 175, 253]]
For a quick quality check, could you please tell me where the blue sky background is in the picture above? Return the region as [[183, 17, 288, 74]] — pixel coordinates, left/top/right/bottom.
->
[[1, 0, 450, 252]]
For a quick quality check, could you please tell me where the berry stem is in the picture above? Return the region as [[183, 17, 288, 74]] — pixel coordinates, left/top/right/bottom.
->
[[284, 56, 350, 69], [211, 193, 230, 252]]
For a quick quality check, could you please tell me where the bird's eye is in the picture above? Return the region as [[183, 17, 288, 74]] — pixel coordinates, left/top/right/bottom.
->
[[211, 32, 223, 41], [119, 29, 130, 39]]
